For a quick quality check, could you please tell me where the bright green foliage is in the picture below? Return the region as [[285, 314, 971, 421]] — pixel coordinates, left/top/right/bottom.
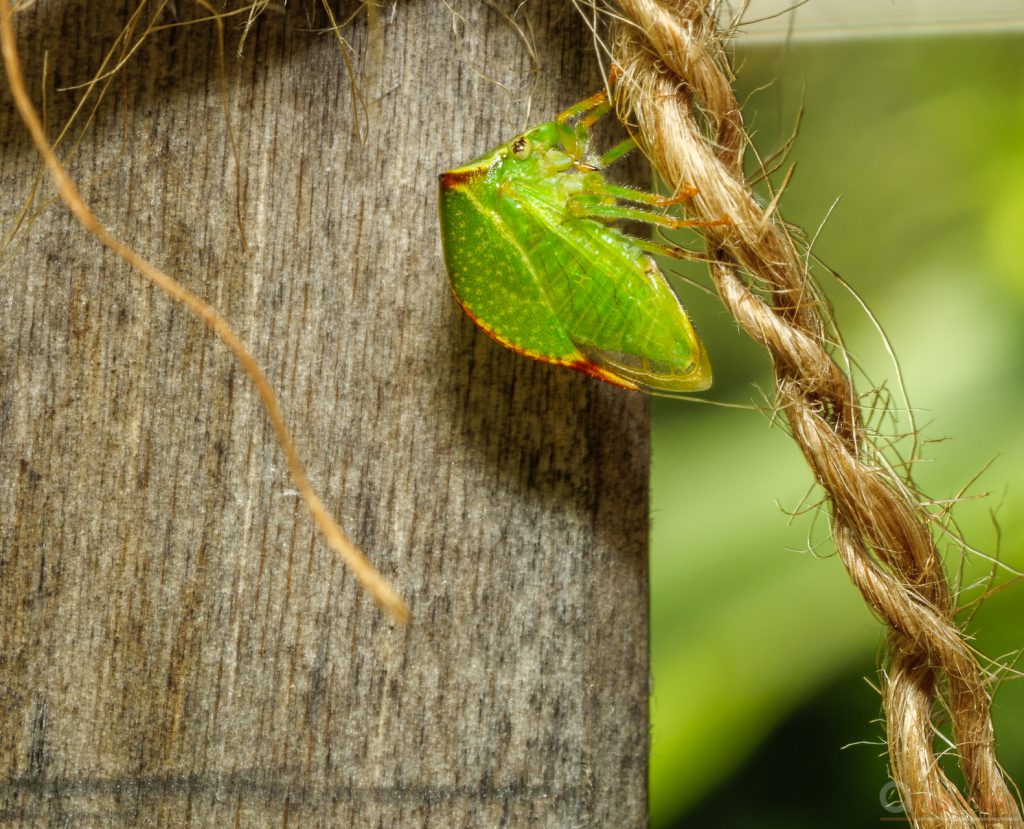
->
[[438, 92, 712, 393], [649, 34, 1024, 828]]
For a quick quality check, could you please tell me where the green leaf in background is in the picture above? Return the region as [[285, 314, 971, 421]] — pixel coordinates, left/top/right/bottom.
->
[[650, 32, 1024, 828]]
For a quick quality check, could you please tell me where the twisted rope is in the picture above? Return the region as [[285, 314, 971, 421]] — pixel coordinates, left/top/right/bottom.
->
[[607, 1, 1022, 824]]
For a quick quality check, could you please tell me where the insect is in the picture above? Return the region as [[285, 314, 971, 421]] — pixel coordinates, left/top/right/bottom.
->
[[438, 82, 722, 394]]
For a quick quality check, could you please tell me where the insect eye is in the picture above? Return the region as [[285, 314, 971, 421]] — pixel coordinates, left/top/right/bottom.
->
[[510, 136, 532, 159]]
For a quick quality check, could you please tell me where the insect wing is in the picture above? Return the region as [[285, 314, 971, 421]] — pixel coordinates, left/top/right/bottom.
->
[[508, 180, 712, 393], [440, 180, 583, 367]]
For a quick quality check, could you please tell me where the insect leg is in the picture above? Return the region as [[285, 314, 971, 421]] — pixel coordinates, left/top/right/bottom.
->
[[600, 182, 699, 207], [598, 138, 637, 168], [568, 197, 730, 230], [557, 65, 626, 127], [555, 89, 609, 125], [555, 93, 610, 159], [580, 101, 611, 129], [632, 236, 715, 262]]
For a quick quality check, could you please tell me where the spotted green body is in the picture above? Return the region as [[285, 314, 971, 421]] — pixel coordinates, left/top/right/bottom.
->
[[438, 93, 712, 394]]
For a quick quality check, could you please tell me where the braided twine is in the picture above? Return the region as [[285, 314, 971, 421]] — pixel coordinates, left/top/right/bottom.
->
[[605, 1, 1022, 825]]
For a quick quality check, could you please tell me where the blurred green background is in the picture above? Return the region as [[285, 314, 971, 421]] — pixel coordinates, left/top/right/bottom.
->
[[650, 32, 1024, 827]]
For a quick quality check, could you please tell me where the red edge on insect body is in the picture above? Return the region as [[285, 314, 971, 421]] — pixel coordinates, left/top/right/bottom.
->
[[439, 168, 485, 189], [566, 359, 642, 391], [452, 291, 641, 392]]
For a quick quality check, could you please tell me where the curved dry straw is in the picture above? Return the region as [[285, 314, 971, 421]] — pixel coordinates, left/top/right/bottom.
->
[[607, 0, 1022, 825], [0, 0, 409, 624]]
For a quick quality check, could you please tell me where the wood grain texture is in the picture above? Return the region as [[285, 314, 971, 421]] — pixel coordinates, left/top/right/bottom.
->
[[0, 2, 649, 826]]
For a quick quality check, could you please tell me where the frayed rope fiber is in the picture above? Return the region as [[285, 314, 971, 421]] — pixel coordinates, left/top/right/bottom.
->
[[607, 1, 1023, 825]]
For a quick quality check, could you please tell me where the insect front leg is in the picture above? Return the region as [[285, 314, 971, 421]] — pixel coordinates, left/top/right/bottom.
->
[[555, 88, 609, 125], [555, 63, 627, 128]]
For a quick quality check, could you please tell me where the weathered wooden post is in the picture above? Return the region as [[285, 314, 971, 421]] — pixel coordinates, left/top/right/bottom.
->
[[1, 3, 649, 824]]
